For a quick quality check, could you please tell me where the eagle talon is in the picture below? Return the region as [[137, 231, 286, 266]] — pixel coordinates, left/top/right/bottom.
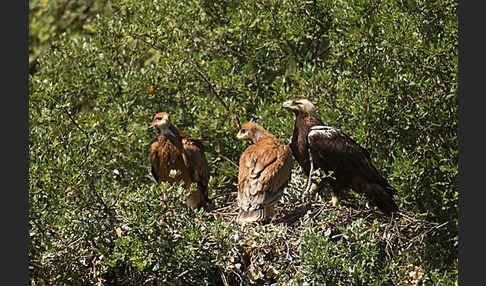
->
[[329, 195, 340, 207]]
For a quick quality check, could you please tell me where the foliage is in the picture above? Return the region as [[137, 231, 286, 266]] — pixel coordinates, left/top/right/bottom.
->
[[29, 0, 457, 284], [29, 0, 114, 73]]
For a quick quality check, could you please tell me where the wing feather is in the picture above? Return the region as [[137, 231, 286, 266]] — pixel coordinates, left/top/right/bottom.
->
[[238, 137, 293, 212], [307, 126, 383, 183], [182, 137, 210, 184], [149, 141, 160, 183]]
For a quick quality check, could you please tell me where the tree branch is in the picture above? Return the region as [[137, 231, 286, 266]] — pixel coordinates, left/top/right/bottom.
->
[[61, 107, 91, 155], [134, 34, 242, 130], [186, 59, 241, 130]]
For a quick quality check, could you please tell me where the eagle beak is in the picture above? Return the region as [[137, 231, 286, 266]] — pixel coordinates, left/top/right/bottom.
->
[[282, 100, 293, 110], [154, 118, 170, 130], [160, 118, 169, 126], [236, 131, 245, 140]]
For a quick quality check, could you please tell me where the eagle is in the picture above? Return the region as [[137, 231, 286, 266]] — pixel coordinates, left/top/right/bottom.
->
[[236, 122, 294, 223], [282, 99, 398, 215], [149, 112, 210, 209]]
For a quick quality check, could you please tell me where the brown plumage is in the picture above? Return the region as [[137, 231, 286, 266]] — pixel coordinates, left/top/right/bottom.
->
[[236, 122, 294, 223], [149, 112, 210, 209], [282, 99, 398, 215]]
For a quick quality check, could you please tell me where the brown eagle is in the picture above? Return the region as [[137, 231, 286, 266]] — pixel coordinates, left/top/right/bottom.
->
[[236, 122, 294, 223], [282, 99, 398, 215], [149, 112, 210, 209]]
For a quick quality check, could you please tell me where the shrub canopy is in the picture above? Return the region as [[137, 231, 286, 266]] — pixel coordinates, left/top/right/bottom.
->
[[29, 0, 457, 284]]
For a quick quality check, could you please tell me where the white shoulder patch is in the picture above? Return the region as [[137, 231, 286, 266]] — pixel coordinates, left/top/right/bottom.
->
[[308, 125, 338, 139], [288, 135, 293, 144]]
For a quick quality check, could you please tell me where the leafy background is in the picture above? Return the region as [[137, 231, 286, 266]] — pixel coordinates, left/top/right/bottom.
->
[[29, 0, 457, 284]]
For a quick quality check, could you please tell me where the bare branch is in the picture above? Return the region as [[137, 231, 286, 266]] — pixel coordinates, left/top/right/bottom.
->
[[213, 149, 239, 169], [186, 59, 241, 130], [61, 107, 91, 155]]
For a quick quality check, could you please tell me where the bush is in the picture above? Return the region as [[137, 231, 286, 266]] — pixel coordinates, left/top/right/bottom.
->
[[29, 0, 457, 284]]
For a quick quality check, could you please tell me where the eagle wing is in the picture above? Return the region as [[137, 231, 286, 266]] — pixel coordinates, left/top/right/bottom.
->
[[182, 137, 210, 185], [182, 136, 211, 209], [238, 139, 293, 213], [149, 141, 161, 183], [150, 122, 211, 209], [307, 126, 384, 184]]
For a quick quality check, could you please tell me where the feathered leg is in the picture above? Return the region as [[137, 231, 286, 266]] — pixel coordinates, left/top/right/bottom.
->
[[263, 204, 275, 222], [236, 208, 265, 224]]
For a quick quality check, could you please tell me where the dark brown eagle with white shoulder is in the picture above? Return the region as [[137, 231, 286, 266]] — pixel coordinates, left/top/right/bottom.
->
[[149, 112, 210, 209], [282, 99, 398, 215], [236, 122, 294, 223]]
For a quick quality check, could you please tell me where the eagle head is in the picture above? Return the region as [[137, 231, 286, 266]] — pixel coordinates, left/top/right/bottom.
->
[[237, 122, 266, 143], [152, 112, 171, 134], [282, 99, 316, 114]]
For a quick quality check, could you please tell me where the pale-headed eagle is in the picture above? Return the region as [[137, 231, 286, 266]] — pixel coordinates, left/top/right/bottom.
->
[[149, 112, 210, 209], [282, 99, 398, 215], [236, 122, 294, 223]]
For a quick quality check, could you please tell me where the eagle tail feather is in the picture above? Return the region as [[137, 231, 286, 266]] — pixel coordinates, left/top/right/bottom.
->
[[371, 183, 399, 216], [185, 188, 210, 209], [236, 205, 274, 224]]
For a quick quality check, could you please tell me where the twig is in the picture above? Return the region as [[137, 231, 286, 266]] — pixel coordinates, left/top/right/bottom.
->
[[220, 270, 230, 286], [201, 120, 239, 169], [61, 107, 91, 154], [177, 270, 189, 278], [211, 212, 239, 216], [88, 170, 117, 228], [211, 203, 238, 212], [310, 204, 328, 220], [404, 221, 449, 251], [398, 212, 441, 226], [135, 34, 242, 133], [230, 269, 244, 286], [411, 221, 449, 243], [215, 150, 239, 169], [125, 38, 139, 79], [304, 149, 314, 196], [285, 241, 291, 260], [186, 59, 241, 130]]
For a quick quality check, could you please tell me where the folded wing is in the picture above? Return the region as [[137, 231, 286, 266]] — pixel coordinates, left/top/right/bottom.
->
[[237, 137, 293, 223]]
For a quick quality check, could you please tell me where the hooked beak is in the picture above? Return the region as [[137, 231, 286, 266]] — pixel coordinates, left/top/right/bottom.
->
[[160, 118, 169, 126], [236, 131, 245, 140], [155, 119, 169, 129], [154, 114, 170, 130], [282, 100, 293, 110]]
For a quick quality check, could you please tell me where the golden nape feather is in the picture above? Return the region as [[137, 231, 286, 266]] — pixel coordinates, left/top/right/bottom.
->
[[149, 112, 210, 209], [236, 122, 294, 223]]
